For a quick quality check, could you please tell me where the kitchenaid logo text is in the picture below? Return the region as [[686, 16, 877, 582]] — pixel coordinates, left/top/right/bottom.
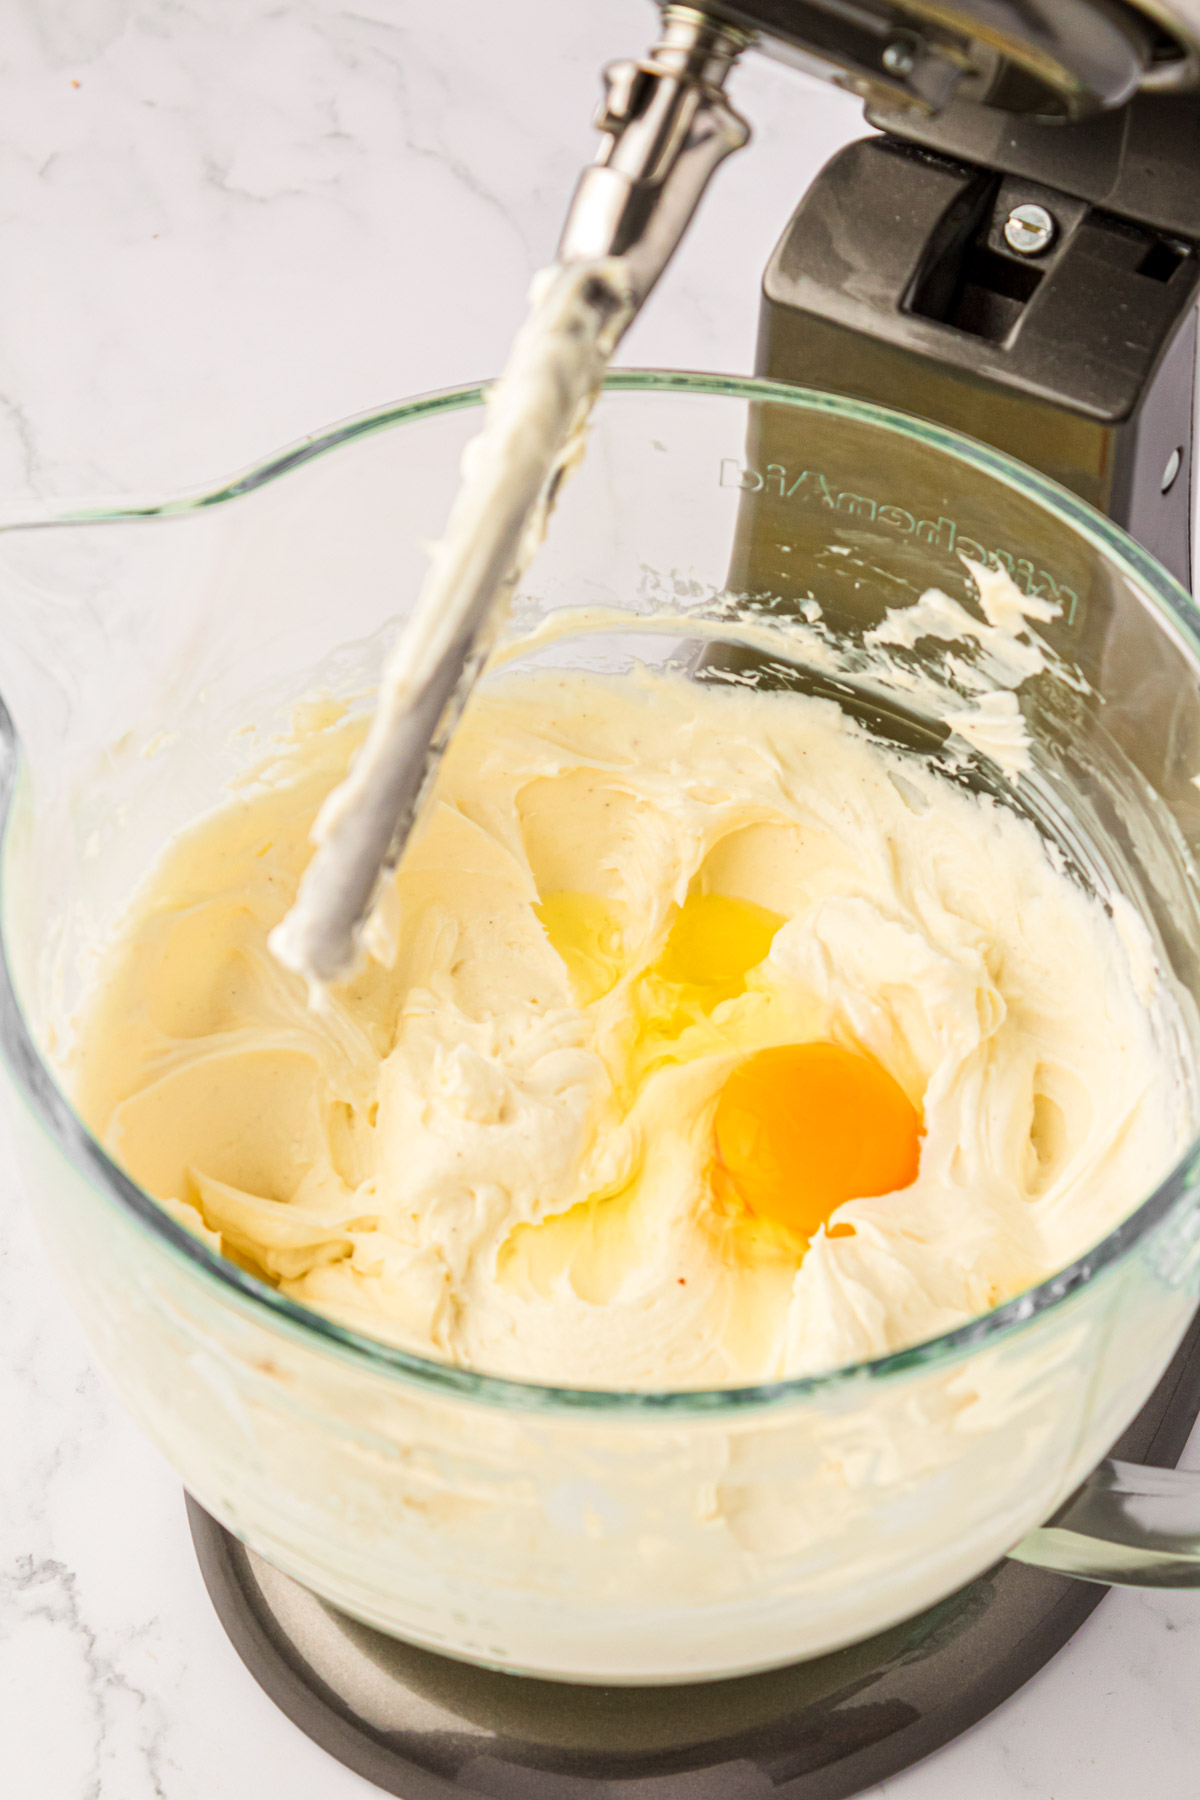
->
[[721, 459, 1079, 625]]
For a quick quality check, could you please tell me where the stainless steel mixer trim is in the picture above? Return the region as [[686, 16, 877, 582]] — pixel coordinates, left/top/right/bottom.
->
[[1138, 0, 1200, 88], [700, 0, 1200, 114], [557, 4, 751, 305]]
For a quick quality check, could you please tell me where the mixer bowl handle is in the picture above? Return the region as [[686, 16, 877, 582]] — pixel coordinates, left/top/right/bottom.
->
[[1011, 1458, 1200, 1586]]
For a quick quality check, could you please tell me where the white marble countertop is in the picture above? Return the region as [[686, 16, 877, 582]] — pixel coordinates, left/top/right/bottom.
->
[[1, 4, 1199, 1796]]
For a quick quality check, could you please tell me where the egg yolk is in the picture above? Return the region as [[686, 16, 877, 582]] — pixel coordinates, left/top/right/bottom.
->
[[536, 889, 783, 1008], [653, 893, 783, 995], [714, 1042, 922, 1240]]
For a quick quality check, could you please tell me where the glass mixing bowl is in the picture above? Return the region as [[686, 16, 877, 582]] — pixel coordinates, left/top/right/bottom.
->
[[3, 373, 1200, 1685]]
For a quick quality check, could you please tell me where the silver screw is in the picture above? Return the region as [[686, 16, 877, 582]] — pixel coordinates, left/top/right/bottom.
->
[[882, 38, 916, 76], [1004, 203, 1056, 257]]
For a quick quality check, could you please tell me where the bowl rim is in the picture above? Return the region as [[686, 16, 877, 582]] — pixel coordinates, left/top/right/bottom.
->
[[3, 366, 1200, 1417]]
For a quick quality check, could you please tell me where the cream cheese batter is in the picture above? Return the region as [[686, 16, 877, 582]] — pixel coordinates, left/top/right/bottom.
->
[[70, 666, 1188, 1387]]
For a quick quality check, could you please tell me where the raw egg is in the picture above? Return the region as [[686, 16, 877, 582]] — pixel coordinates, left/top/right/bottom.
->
[[536, 890, 920, 1253], [534, 890, 629, 1004], [654, 892, 783, 991], [714, 1042, 921, 1239], [536, 889, 783, 1009]]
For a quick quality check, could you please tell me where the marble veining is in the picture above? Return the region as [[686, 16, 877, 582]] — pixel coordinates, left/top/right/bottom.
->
[[1, 3, 1198, 1796]]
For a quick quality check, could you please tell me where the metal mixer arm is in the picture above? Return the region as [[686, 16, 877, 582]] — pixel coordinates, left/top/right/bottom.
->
[[557, 4, 751, 309]]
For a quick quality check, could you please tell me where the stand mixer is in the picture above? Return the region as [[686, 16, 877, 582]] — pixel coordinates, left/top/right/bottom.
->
[[5, 6, 1200, 1798], [171, 5, 1200, 1795]]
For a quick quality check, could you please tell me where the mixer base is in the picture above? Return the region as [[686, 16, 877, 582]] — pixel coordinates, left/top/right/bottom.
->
[[188, 1306, 1200, 1800]]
